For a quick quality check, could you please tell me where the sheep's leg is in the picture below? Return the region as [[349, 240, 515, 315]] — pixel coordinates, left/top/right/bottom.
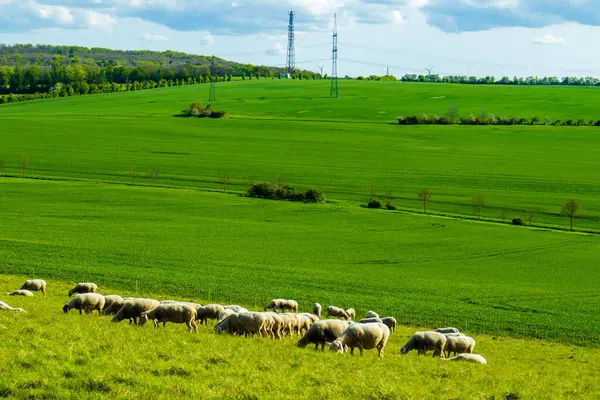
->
[[315, 343, 319, 351], [79, 309, 83, 315], [358, 345, 364, 356], [162, 321, 167, 328]]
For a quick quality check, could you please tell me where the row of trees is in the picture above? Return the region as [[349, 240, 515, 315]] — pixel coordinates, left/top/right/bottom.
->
[[400, 74, 600, 87]]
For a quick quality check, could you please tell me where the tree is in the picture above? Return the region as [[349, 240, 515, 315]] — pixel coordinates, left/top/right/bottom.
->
[[128, 167, 136, 185], [219, 170, 229, 193], [148, 167, 160, 186], [20, 152, 29, 177], [563, 199, 579, 231], [0, 160, 4, 174], [448, 105, 458, 123], [369, 187, 376, 202], [472, 195, 484, 220], [385, 189, 393, 206], [418, 188, 431, 214]]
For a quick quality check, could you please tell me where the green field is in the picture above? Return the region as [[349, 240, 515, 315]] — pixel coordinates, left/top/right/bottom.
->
[[1, 275, 599, 400]]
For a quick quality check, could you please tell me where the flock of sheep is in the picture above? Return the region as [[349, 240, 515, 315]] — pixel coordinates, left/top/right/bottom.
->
[[3, 279, 487, 364]]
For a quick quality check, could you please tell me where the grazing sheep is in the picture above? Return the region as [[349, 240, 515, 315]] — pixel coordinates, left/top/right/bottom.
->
[[330, 323, 391, 359], [401, 331, 447, 358], [359, 317, 383, 324], [436, 327, 460, 334], [296, 314, 313, 335], [224, 305, 247, 313], [366, 311, 380, 319], [102, 297, 134, 316], [444, 336, 476, 357], [0, 300, 26, 313], [381, 317, 397, 334], [68, 283, 98, 297], [195, 304, 225, 325], [346, 308, 356, 321], [218, 309, 236, 322], [63, 293, 106, 315], [19, 280, 47, 297], [111, 298, 160, 325], [447, 353, 487, 365], [214, 313, 242, 335], [279, 313, 301, 337], [264, 312, 286, 339], [295, 319, 351, 351], [235, 312, 271, 337], [300, 312, 319, 324], [326, 306, 350, 320], [139, 303, 198, 332], [103, 295, 124, 310], [313, 303, 322, 318], [160, 300, 179, 304], [7, 290, 34, 297], [264, 299, 298, 313]]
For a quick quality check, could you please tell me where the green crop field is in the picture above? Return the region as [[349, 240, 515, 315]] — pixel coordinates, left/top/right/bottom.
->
[[1, 79, 600, 397]]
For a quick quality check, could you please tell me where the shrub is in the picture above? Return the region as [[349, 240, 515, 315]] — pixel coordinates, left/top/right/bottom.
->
[[531, 116, 540, 125], [247, 183, 274, 199], [368, 200, 382, 209], [247, 183, 324, 203], [512, 218, 523, 226], [385, 203, 398, 210], [304, 188, 324, 203], [182, 102, 226, 119]]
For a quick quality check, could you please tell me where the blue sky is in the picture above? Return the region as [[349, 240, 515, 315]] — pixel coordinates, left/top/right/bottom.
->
[[1, 0, 599, 78]]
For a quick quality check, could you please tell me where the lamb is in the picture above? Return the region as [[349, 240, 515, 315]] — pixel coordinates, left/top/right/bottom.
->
[[6, 290, 34, 297], [224, 305, 248, 313], [436, 327, 460, 334], [111, 298, 160, 325], [366, 311, 380, 319], [139, 303, 198, 332], [295, 319, 351, 351], [63, 293, 106, 315], [400, 331, 447, 358], [359, 317, 383, 324], [326, 306, 350, 320], [0, 300, 26, 313], [444, 335, 476, 357], [313, 303, 322, 318], [346, 308, 356, 321], [195, 304, 225, 325], [447, 353, 487, 365], [68, 283, 98, 297], [330, 323, 391, 359], [381, 317, 397, 334], [19, 280, 47, 297]]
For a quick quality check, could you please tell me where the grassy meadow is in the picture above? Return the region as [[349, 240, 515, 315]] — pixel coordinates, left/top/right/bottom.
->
[[1, 275, 599, 400]]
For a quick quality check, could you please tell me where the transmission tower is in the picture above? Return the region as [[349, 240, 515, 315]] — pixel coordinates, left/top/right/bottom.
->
[[208, 55, 216, 102], [286, 10, 296, 78], [330, 13, 339, 99]]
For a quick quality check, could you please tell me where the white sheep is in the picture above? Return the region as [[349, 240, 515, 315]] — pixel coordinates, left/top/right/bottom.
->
[[365, 311, 380, 319], [436, 327, 460, 334], [19, 280, 47, 297], [300, 312, 319, 324], [330, 322, 391, 359], [0, 300, 26, 313], [264, 299, 298, 313], [102, 297, 134, 316], [139, 303, 198, 332], [381, 317, 397, 334], [103, 295, 124, 310], [68, 283, 98, 297], [63, 293, 106, 315], [6, 290, 34, 297], [346, 308, 356, 321], [111, 298, 160, 324], [218, 309, 236, 322], [447, 354, 487, 365], [313, 303, 322, 318], [236, 312, 271, 337], [224, 305, 247, 313], [358, 317, 382, 324], [279, 313, 301, 337], [264, 312, 286, 339], [401, 331, 447, 358], [444, 335, 476, 357], [295, 319, 351, 351], [326, 306, 350, 320], [195, 304, 225, 325]]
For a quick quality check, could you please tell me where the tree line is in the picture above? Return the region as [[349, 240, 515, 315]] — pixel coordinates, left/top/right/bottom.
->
[[399, 74, 600, 87]]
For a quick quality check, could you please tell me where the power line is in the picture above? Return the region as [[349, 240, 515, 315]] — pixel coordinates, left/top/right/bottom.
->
[[330, 13, 339, 99]]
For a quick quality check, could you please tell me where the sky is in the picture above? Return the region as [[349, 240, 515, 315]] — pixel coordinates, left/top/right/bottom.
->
[[1, 0, 599, 78]]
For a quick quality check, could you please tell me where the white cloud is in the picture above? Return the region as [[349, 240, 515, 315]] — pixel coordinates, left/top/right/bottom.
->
[[139, 32, 167, 41], [34, 4, 75, 24], [389, 10, 407, 24], [533, 34, 566, 45], [201, 33, 215, 45], [265, 42, 285, 56]]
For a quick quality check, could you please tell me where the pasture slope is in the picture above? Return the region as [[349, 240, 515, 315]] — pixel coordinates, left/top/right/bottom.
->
[[1, 275, 599, 400]]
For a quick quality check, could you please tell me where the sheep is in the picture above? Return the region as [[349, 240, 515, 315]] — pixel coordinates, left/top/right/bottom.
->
[[300, 312, 319, 324], [296, 314, 313, 335], [326, 306, 350, 320], [195, 304, 225, 325], [68, 283, 98, 297], [6, 290, 34, 297], [264, 299, 299, 313], [214, 313, 242, 335], [103, 295, 124, 310], [0, 300, 26, 313], [447, 354, 487, 365], [295, 319, 351, 351], [111, 298, 160, 325], [101, 297, 134, 316], [19, 280, 47, 297], [345, 308, 356, 321], [224, 305, 248, 313], [330, 323, 391, 359], [366, 311, 380, 319], [236, 312, 271, 337], [313, 303, 322, 318], [264, 299, 284, 312], [63, 293, 106, 315], [279, 313, 301, 337], [444, 335, 476, 357], [139, 303, 198, 332], [381, 317, 397, 334], [400, 331, 447, 358], [436, 327, 460, 334], [218, 309, 236, 322], [264, 312, 286, 339], [359, 317, 383, 324]]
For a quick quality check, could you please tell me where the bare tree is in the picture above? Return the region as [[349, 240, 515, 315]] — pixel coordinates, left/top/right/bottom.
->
[[128, 168, 136, 185], [385, 189, 393, 206], [528, 212, 536, 225], [148, 167, 160, 186], [472, 195, 484, 220], [369, 187, 376, 202], [563, 199, 579, 231], [448, 106, 458, 123], [20, 153, 29, 177], [219, 170, 229, 193], [418, 188, 432, 214]]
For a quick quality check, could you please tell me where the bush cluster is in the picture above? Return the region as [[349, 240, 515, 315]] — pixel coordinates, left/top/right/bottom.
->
[[182, 102, 226, 119], [247, 183, 324, 203], [397, 114, 600, 127]]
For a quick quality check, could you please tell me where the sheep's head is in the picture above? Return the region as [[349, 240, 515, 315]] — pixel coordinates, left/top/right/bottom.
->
[[329, 341, 345, 354], [68, 289, 74, 297], [139, 314, 149, 326], [400, 346, 409, 355], [62, 304, 70, 313]]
